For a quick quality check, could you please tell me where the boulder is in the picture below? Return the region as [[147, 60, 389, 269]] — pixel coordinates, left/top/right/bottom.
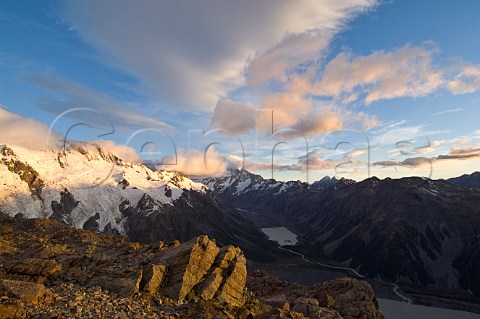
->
[[0, 237, 16, 254], [0, 302, 26, 319], [247, 271, 384, 319], [0, 279, 46, 304], [194, 245, 247, 305], [195, 268, 223, 300], [215, 247, 247, 307], [7, 258, 61, 279], [315, 277, 384, 319], [159, 235, 220, 300], [88, 270, 142, 296], [139, 264, 167, 293]]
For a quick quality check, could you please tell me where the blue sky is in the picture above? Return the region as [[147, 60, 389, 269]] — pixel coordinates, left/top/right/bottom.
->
[[1, 0, 480, 181]]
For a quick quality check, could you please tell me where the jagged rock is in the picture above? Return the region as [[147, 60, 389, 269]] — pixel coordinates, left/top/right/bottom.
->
[[247, 270, 384, 319], [38, 244, 68, 259], [168, 240, 181, 248], [0, 237, 16, 254], [194, 246, 247, 306], [158, 241, 166, 251], [50, 189, 79, 224], [7, 258, 62, 280], [316, 278, 383, 319], [0, 302, 26, 319], [140, 264, 167, 293], [1, 157, 44, 197], [215, 247, 247, 307], [0, 279, 46, 304], [195, 268, 224, 300], [257, 307, 342, 319], [82, 213, 100, 231], [291, 297, 323, 317], [0, 146, 16, 157], [88, 270, 142, 297], [0, 216, 387, 318], [314, 308, 343, 319], [159, 235, 220, 300]]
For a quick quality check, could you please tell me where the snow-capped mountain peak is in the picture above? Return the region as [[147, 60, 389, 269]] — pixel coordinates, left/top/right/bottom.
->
[[199, 168, 311, 197], [0, 143, 206, 234]]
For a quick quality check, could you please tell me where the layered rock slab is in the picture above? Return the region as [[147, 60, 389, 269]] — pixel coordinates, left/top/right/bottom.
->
[[0, 216, 248, 308]]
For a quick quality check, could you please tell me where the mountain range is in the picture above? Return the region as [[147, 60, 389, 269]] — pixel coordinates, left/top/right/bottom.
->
[[2, 143, 480, 310], [200, 169, 480, 299]]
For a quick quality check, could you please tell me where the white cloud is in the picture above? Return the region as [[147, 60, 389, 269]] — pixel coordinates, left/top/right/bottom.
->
[[447, 65, 480, 94], [431, 108, 463, 116], [374, 157, 432, 168], [311, 45, 444, 104], [54, 0, 480, 181], [374, 146, 480, 170], [210, 91, 379, 139], [437, 147, 480, 160], [303, 156, 337, 170], [370, 125, 443, 148], [77, 140, 141, 163], [0, 106, 60, 150], [245, 31, 331, 91], [280, 43, 480, 107], [224, 154, 271, 172], [61, 0, 378, 111], [0, 107, 141, 163], [290, 111, 344, 137], [157, 148, 228, 177], [258, 93, 312, 132], [209, 99, 256, 135]]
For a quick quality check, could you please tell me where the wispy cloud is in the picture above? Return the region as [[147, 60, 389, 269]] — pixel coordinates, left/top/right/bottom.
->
[[374, 146, 480, 169], [431, 108, 463, 116], [61, 0, 379, 111], [25, 74, 172, 132]]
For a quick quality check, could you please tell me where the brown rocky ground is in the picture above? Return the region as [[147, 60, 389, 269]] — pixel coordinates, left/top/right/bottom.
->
[[248, 270, 384, 319], [0, 215, 384, 318]]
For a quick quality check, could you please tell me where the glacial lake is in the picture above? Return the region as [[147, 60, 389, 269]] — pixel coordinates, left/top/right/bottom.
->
[[261, 227, 298, 245], [378, 299, 480, 319]]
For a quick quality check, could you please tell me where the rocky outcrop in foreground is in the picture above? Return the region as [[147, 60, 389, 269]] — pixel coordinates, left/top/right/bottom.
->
[[0, 215, 383, 318]]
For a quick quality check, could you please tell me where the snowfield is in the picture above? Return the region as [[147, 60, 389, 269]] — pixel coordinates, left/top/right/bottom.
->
[[0, 143, 206, 234]]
